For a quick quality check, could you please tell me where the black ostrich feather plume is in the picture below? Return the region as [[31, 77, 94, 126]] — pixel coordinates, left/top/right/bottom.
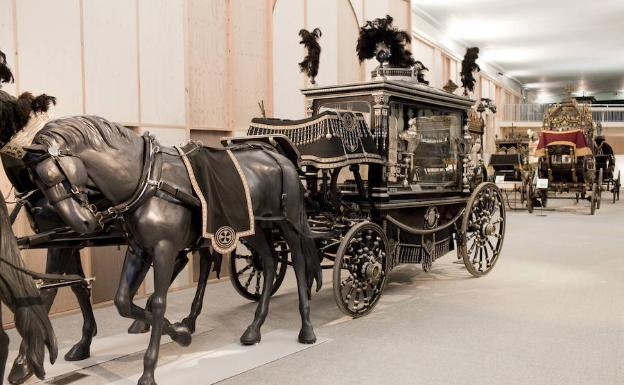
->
[[356, 15, 415, 68], [414, 60, 429, 85], [0, 50, 15, 85], [461, 47, 481, 96], [298, 28, 322, 84], [0, 91, 56, 146]]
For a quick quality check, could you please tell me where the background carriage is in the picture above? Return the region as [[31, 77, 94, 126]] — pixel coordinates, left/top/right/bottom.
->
[[526, 96, 602, 214], [228, 67, 506, 317], [594, 133, 620, 203], [488, 134, 530, 209]]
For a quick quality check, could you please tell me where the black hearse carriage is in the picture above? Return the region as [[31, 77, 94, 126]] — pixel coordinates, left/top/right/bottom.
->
[[228, 67, 506, 317]]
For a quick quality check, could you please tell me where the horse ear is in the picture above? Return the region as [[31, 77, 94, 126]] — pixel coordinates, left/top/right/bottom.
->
[[31, 94, 56, 113]]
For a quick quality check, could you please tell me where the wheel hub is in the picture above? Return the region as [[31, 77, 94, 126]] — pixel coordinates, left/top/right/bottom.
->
[[362, 261, 382, 282], [483, 223, 496, 236]]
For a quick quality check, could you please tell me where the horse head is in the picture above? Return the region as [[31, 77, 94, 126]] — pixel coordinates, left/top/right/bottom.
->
[[26, 116, 144, 234]]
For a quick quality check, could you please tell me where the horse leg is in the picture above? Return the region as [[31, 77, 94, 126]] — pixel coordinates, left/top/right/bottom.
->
[[137, 242, 179, 385], [0, 306, 7, 385], [8, 250, 61, 384], [116, 253, 190, 348], [65, 248, 98, 361], [240, 230, 276, 345], [279, 224, 317, 344], [180, 247, 215, 334], [129, 252, 189, 334]]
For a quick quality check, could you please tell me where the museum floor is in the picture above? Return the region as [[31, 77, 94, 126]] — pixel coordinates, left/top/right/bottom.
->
[[5, 196, 624, 385]]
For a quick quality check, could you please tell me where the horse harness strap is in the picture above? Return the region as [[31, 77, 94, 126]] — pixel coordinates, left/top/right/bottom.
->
[[93, 135, 200, 227]]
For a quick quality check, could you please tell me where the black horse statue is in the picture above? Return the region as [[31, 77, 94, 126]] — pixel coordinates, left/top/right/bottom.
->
[[0, 52, 220, 383], [23, 115, 320, 385], [0, 188, 58, 385]]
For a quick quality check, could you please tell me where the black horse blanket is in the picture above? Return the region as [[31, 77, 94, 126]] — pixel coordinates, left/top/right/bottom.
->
[[176, 143, 254, 253]]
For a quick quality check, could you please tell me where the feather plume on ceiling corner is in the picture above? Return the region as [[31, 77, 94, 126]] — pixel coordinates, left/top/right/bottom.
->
[[0, 50, 15, 85], [461, 47, 481, 96], [298, 28, 322, 85], [356, 15, 416, 68]]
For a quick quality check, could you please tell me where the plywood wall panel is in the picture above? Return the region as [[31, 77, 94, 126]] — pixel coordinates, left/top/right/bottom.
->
[[16, 0, 83, 116], [231, 0, 270, 135], [337, 0, 361, 84], [83, 0, 139, 123], [187, 0, 228, 130], [138, 0, 185, 126], [144, 126, 187, 147], [272, 0, 304, 119], [90, 246, 126, 304], [308, 0, 338, 87]]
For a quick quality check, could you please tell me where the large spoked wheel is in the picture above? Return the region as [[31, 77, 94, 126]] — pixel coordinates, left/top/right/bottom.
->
[[229, 241, 289, 301], [333, 221, 388, 318], [460, 182, 506, 277]]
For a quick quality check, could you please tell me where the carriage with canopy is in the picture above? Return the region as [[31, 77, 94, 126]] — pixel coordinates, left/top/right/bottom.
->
[[526, 96, 602, 214], [227, 66, 507, 316]]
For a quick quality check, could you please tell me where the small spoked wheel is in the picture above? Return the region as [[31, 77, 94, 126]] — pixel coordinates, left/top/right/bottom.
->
[[229, 241, 288, 301], [597, 168, 603, 210], [527, 179, 534, 213], [613, 171, 620, 203], [590, 183, 598, 215], [460, 182, 506, 277], [333, 221, 388, 318]]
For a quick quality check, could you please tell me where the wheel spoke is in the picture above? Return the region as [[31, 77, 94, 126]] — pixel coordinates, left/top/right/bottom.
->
[[236, 264, 252, 276], [244, 268, 255, 289]]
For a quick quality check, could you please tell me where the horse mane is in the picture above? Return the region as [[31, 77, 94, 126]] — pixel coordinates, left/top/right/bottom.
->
[[0, 192, 57, 380], [35, 115, 134, 151]]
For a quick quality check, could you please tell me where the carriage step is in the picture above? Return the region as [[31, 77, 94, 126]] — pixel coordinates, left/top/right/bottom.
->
[[36, 277, 95, 291]]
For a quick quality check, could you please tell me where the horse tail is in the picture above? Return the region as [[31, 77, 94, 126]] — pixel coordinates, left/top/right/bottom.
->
[[296, 184, 322, 294], [268, 152, 322, 294], [0, 193, 57, 380]]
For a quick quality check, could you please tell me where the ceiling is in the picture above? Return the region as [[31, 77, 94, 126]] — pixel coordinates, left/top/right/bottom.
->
[[413, 0, 624, 101]]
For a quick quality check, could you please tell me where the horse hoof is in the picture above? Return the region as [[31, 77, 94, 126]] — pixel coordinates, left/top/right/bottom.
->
[[128, 320, 150, 334], [181, 317, 197, 334], [138, 374, 157, 385], [298, 326, 317, 344], [8, 356, 33, 385], [169, 323, 192, 347], [64, 343, 91, 361], [240, 326, 261, 345]]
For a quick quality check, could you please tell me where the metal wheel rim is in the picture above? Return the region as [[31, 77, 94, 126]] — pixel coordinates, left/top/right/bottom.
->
[[461, 182, 505, 277], [229, 242, 288, 301], [333, 222, 388, 318], [590, 183, 597, 215], [597, 168, 603, 209]]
